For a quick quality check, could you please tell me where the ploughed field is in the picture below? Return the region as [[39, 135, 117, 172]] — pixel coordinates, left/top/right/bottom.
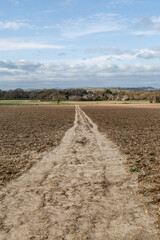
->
[[1, 105, 159, 240], [1, 104, 160, 207], [0, 106, 75, 186], [82, 105, 160, 206]]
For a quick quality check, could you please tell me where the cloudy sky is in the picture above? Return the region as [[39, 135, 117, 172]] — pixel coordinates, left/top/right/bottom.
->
[[0, 0, 160, 89]]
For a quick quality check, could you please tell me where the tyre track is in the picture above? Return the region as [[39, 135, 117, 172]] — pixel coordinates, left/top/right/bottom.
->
[[0, 105, 159, 240]]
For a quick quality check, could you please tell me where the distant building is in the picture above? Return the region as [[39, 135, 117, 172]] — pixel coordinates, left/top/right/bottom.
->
[[68, 95, 83, 101], [122, 95, 128, 101]]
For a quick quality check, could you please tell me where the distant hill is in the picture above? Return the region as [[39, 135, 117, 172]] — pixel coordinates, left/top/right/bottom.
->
[[83, 87, 156, 92], [112, 87, 156, 92], [24, 89, 42, 92]]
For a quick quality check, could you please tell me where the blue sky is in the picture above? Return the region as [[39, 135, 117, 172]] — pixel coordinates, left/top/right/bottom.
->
[[0, 0, 160, 89]]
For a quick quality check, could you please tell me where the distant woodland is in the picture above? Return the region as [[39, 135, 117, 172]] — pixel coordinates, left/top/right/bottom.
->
[[0, 88, 160, 103]]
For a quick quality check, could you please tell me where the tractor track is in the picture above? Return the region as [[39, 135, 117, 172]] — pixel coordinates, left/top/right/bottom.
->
[[0, 105, 159, 240]]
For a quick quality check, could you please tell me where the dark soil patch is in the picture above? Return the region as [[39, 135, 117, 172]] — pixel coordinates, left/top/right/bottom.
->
[[0, 105, 75, 186], [82, 105, 160, 207]]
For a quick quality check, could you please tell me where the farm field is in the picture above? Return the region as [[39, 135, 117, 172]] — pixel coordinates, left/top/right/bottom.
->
[[0, 100, 70, 106], [0, 105, 75, 186], [0, 99, 151, 106], [0, 104, 159, 239], [82, 104, 160, 207]]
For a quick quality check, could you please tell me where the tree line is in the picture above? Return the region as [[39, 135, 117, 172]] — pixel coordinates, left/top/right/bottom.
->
[[0, 88, 160, 103]]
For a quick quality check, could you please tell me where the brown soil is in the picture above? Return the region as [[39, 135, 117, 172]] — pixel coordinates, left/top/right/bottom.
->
[[82, 105, 160, 209], [0, 106, 159, 239], [0, 106, 75, 186]]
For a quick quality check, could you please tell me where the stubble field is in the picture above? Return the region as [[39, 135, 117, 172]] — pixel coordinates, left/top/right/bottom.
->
[[82, 104, 160, 206], [0, 105, 75, 186]]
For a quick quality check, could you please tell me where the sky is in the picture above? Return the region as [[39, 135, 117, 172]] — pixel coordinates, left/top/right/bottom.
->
[[0, 0, 160, 89]]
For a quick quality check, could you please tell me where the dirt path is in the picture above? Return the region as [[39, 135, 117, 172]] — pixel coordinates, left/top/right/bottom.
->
[[0, 105, 159, 240]]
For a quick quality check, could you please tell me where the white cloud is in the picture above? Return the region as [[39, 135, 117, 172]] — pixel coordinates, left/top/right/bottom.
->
[[132, 17, 152, 28], [85, 47, 131, 55], [43, 12, 160, 39], [84, 47, 160, 61], [131, 30, 160, 36], [0, 60, 160, 89], [136, 50, 155, 59], [109, 0, 135, 7], [151, 17, 160, 24], [131, 16, 160, 35], [51, 13, 124, 39], [0, 20, 31, 30], [0, 40, 64, 51], [153, 23, 160, 30], [78, 54, 135, 63]]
